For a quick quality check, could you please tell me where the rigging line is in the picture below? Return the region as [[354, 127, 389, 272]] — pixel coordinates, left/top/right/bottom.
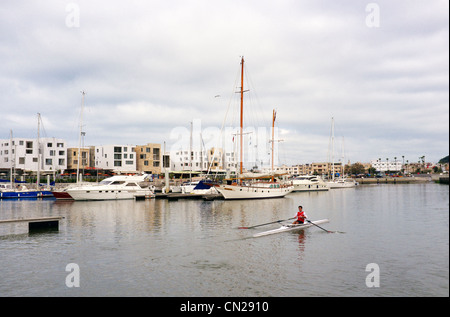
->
[[38, 114, 48, 138], [207, 64, 241, 177], [244, 63, 271, 129]]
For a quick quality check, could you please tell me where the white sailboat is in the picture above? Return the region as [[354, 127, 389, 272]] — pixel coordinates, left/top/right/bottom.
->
[[214, 57, 294, 199], [326, 117, 358, 189]]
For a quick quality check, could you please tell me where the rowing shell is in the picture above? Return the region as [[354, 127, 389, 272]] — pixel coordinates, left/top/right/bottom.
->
[[253, 219, 329, 238]]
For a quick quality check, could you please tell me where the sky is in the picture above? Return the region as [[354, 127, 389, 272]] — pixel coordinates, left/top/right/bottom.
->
[[1, 0, 448, 167]]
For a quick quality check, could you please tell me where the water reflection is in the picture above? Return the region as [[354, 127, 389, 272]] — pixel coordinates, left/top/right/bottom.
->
[[0, 183, 448, 296]]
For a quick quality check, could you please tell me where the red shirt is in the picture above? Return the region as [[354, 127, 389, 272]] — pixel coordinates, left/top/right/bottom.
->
[[297, 210, 306, 222]]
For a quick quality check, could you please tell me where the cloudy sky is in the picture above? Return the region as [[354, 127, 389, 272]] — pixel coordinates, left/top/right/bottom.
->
[[1, 0, 448, 166]]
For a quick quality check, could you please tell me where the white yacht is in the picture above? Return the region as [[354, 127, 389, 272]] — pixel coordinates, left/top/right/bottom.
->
[[327, 178, 358, 189], [292, 175, 329, 192], [66, 175, 155, 201]]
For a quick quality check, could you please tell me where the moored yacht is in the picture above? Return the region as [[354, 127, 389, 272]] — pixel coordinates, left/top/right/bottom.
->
[[327, 177, 358, 189], [292, 175, 329, 192], [214, 57, 293, 200], [66, 174, 155, 200], [216, 179, 294, 199]]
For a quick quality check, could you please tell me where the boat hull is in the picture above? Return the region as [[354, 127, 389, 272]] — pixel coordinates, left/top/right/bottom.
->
[[216, 184, 294, 200], [51, 191, 73, 200], [327, 181, 358, 189], [292, 183, 329, 192], [253, 219, 329, 237], [0, 191, 53, 199], [67, 189, 153, 201]]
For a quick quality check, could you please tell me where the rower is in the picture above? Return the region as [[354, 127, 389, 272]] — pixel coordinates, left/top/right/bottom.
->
[[293, 206, 308, 224]]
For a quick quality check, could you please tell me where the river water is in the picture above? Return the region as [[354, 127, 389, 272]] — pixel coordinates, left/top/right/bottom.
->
[[0, 183, 448, 297]]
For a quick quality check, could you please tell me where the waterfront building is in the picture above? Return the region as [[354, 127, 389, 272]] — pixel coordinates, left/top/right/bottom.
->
[[135, 143, 162, 175], [0, 137, 67, 177], [67, 147, 91, 170], [371, 159, 402, 173], [170, 147, 238, 174], [94, 145, 137, 174], [264, 162, 344, 177]]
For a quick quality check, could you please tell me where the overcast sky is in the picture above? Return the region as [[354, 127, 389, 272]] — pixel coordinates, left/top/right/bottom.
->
[[1, 0, 448, 166]]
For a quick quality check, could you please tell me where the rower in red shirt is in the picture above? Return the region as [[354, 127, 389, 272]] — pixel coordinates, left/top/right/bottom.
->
[[293, 206, 308, 224]]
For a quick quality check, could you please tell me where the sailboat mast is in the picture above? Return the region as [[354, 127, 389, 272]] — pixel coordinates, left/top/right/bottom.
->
[[9, 130, 13, 185], [239, 57, 244, 177], [36, 113, 41, 190], [331, 117, 335, 181], [271, 109, 275, 181], [76, 91, 85, 183]]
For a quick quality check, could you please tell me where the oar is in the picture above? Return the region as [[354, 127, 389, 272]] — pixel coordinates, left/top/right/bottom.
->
[[238, 217, 296, 229], [306, 220, 345, 234]]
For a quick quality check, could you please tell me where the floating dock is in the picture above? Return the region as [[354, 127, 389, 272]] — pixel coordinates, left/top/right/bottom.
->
[[0, 216, 64, 232]]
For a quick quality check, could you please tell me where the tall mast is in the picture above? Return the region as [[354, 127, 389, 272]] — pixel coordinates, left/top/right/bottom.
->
[[9, 130, 13, 185], [76, 91, 86, 183], [36, 113, 41, 190], [239, 57, 244, 177], [271, 109, 275, 181], [331, 117, 335, 181]]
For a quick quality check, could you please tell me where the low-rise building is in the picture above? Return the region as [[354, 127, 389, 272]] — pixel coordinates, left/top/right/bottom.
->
[[135, 143, 161, 175], [0, 137, 67, 177], [94, 145, 137, 174]]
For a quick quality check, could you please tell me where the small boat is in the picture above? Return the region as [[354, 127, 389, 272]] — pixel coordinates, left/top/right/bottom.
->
[[253, 219, 329, 238], [0, 183, 53, 199], [66, 174, 155, 201], [292, 175, 329, 192]]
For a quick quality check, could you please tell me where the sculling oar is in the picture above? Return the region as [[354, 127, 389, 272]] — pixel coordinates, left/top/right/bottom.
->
[[238, 217, 296, 229], [306, 220, 345, 234]]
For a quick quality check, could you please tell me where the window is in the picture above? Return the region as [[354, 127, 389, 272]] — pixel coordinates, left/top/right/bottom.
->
[[114, 147, 122, 153], [47, 143, 53, 147]]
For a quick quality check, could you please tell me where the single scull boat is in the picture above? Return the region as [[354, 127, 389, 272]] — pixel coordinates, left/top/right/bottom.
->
[[253, 219, 329, 238]]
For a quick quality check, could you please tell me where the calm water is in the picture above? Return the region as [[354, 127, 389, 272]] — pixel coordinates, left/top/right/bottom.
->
[[0, 183, 448, 297]]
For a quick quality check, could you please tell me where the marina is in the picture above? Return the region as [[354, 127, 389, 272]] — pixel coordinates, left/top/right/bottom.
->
[[0, 182, 448, 297]]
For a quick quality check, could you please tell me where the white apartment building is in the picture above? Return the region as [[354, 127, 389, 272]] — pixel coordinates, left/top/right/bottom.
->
[[94, 145, 137, 173], [0, 137, 67, 175], [170, 148, 238, 174], [371, 159, 402, 172]]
